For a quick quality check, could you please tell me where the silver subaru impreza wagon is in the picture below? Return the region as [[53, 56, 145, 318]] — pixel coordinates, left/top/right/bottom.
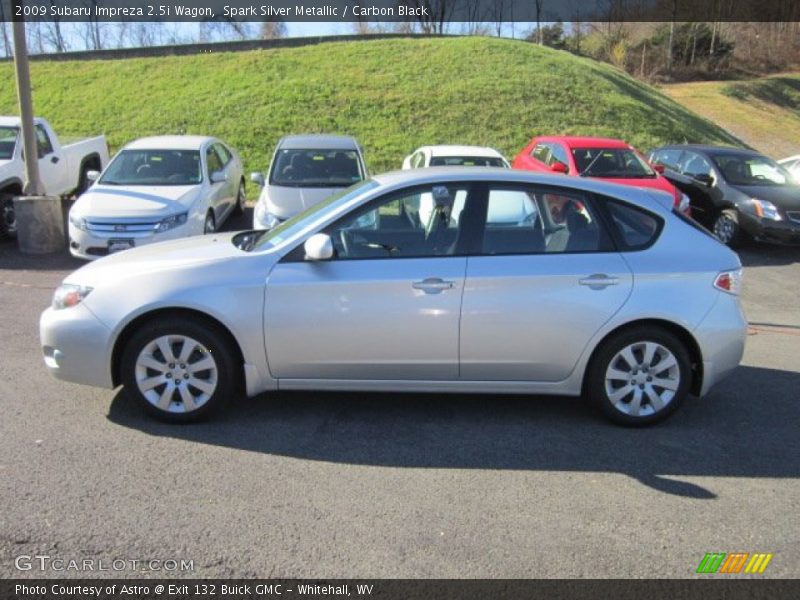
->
[[41, 168, 746, 425]]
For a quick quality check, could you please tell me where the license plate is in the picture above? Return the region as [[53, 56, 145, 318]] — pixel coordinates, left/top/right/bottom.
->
[[108, 239, 135, 253]]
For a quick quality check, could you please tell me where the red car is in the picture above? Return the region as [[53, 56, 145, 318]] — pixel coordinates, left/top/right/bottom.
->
[[512, 136, 690, 214]]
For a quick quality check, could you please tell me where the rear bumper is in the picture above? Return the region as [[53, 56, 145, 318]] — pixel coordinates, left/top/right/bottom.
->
[[693, 292, 747, 396], [739, 212, 800, 245]]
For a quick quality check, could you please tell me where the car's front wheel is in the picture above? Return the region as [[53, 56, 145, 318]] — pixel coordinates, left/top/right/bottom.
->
[[120, 317, 238, 422], [587, 326, 691, 426], [712, 208, 742, 248]]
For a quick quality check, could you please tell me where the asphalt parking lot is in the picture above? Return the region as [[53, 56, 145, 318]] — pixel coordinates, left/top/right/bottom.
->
[[1, 204, 799, 579]]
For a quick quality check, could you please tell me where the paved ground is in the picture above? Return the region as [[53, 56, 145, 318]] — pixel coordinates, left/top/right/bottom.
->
[[1, 206, 798, 579]]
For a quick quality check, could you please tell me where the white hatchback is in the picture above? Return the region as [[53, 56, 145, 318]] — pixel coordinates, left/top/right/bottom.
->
[[68, 136, 245, 260]]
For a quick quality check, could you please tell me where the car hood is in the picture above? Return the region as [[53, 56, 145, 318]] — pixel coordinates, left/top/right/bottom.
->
[[264, 185, 341, 220], [731, 184, 800, 210], [65, 232, 243, 288], [72, 185, 199, 218]]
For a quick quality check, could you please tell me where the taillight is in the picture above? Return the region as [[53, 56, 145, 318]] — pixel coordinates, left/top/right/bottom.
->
[[714, 269, 742, 295]]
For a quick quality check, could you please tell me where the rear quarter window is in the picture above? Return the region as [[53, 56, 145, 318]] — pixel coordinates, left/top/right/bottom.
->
[[605, 199, 663, 250]]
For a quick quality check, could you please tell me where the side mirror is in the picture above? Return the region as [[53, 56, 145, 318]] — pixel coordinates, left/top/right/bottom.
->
[[304, 233, 333, 261], [210, 170, 226, 184], [651, 163, 665, 174], [550, 162, 568, 174], [86, 170, 100, 182], [694, 173, 714, 187], [250, 172, 265, 187]]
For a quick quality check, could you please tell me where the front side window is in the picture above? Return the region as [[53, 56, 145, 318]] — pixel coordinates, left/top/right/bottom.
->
[[270, 149, 363, 187], [35, 125, 54, 158], [327, 183, 472, 259], [0, 126, 17, 160], [99, 150, 202, 186], [573, 148, 656, 178], [214, 143, 232, 166], [206, 146, 223, 176], [531, 142, 552, 164], [481, 186, 605, 254], [712, 153, 792, 186], [679, 151, 714, 179]]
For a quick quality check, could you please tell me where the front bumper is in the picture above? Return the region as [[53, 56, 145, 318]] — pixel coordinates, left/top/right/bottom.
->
[[739, 212, 800, 245], [693, 291, 748, 397], [40, 303, 114, 389], [68, 222, 192, 260]]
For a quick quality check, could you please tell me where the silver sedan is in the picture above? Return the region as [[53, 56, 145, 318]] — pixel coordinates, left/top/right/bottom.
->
[[40, 168, 747, 425]]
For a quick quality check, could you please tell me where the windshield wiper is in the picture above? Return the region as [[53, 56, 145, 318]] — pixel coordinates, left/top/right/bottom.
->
[[579, 153, 604, 177]]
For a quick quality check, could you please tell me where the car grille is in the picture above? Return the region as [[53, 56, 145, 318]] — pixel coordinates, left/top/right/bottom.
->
[[85, 221, 159, 234], [787, 211, 800, 224]]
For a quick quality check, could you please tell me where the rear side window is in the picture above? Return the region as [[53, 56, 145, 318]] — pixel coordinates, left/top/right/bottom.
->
[[605, 200, 662, 250]]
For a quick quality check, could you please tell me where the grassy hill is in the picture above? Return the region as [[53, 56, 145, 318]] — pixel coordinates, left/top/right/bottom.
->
[[0, 37, 742, 193], [661, 74, 800, 159]]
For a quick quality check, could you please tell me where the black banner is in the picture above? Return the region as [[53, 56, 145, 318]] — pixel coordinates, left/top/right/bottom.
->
[[2, 0, 800, 23], [4, 580, 800, 600]]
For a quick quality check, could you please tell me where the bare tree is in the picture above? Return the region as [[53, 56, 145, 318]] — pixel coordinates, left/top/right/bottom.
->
[[261, 20, 288, 40], [533, 0, 545, 44], [403, 1, 454, 35], [0, 0, 12, 57]]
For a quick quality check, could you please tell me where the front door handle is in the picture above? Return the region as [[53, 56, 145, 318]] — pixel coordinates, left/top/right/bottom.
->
[[579, 274, 619, 289], [412, 277, 455, 294]]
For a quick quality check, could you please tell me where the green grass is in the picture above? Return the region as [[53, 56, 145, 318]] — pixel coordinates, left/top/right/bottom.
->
[[662, 74, 800, 159], [0, 37, 743, 196]]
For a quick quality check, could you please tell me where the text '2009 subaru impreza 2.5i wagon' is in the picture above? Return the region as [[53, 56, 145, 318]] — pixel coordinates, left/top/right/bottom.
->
[[40, 168, 747, 426]]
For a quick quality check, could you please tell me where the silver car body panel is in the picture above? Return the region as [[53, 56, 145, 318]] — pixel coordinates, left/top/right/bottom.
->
[[41, 168, 746, 402]]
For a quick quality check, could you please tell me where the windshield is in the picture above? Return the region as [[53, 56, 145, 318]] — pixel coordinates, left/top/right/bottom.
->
[[269, 149, 363, 187], [573, 148, 656, 178], [0, 126, 18, 160], [100, 149, 202, 186], [241, 179, 379, 252], [711, 153, 794, 186], [429, 156, 507, 167]]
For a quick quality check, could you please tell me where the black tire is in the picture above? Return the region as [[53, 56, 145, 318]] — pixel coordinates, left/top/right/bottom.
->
[[120, 317, 239, 423], [0, 193, 16, 241], [75, 164, 94, 197], [586, 326, 692, 427], [203, 210, 216, 234], [712, 208, 743, 248], [232, 180, 246, 216]]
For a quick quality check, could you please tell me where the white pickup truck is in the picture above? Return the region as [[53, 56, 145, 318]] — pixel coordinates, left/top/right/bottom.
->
[[0, 116, 109, 239]]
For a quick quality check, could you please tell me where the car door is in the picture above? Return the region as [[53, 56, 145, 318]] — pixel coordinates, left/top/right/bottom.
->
[[34, 125, 68, 195], [264, 182, 476, 380], [204, 144, 230, 219], [459, 184, 634, 382]]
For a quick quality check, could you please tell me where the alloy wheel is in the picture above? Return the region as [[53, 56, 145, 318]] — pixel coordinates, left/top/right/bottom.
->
[[713, 214, 735, 244], [604, 341, 680, 417]]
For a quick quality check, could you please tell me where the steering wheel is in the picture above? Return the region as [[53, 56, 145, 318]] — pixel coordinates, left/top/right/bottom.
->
[[136, 164, 152, 175]]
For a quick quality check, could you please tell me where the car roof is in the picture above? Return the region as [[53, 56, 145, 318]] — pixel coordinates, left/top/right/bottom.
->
[[371, 167, 673, 208], [125, 135, 215, 150], [278, 134, 361, 150], [416, 145, 506, 158], [655, 144, 759, 156], [536, 136, 633, 149]]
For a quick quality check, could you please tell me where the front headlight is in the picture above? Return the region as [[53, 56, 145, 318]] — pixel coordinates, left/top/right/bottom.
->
[[52, 284, 93, 310], [69, 212, 87, 231], [154, 212, 188, 233], [254, 202, 281, 230], [750, 198, 782, 221]]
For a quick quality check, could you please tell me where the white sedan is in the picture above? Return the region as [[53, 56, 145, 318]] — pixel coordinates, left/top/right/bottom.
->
[[68, 136, 245, 260], [402, 145, 510, 169], [777, 154, 800, 181]]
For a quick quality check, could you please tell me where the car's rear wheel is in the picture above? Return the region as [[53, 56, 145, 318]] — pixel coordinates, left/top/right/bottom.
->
[[120, 318, 238, 422], [232, 180, 245, 216], [0, 193, 16, 240], [712, 208, 742, 247], [203, 210, 216, 234], [587, 326, 691, 426]]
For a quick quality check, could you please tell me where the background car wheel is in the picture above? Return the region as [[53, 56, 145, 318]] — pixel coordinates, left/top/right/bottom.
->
[[0, 193, 16, 240], [587, 326, 691, 426], [203, 210, 216, 234], [121, 317, 239, 422], [712, 208, 742, 248], [232, 180, 246, 216]]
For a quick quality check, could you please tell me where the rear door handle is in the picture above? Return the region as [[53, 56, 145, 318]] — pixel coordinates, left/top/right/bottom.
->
[[412, 277, 455, 294], [579, 274, 619, 289]]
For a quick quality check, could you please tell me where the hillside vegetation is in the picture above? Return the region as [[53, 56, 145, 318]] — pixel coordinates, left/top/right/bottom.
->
[[0, 37, 743, 191], [661, 74, 800, 159]]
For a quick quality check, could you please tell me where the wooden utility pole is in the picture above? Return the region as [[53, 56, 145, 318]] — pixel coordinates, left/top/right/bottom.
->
[[12, 16, 43, 195]]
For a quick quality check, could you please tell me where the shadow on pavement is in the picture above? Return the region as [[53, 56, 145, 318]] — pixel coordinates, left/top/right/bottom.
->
[[107, 365, 800, 500]]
